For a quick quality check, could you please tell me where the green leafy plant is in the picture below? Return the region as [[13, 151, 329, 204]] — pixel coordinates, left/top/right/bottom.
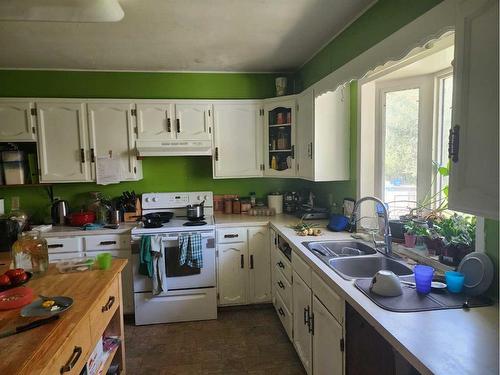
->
[[404, 220, 428, 236], [433, 214, 476, 247]]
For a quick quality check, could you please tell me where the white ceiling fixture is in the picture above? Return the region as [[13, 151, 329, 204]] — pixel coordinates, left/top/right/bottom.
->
[[0, 0, 375, 72], [0, 0, 124, 23]]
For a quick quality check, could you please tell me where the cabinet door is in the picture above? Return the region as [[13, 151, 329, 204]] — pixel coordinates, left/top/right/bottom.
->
[[213, 103, 263, 178], [0, 100, 36, 141], [217, 242, 247, 305], [312, 296, 343, 375], [87, 102, 139, 181], [264, 99, 296, 177], [248, 227, 271, 303], [136, 102, 174, 141], [297, 90, 314, 180], [448, 0, 499, 219], [174, 103, 212, 140], [37, 102, 91, 182], [292, 271, 313, 374]]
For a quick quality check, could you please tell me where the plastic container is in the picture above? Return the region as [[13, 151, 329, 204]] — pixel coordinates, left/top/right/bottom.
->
[[414, 265, 434, 294], [0, 286, 34, 310], [11, 231, 48, 275], [445, 271, 465, 293], [56, 257, 94, 273], [96, 253, 112, 270], [2, 151, 25, 185]]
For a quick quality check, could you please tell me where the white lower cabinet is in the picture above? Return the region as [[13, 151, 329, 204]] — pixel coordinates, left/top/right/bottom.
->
[[293, 271, 313, 374], [217, 242, 248, 305], [248, 227, 271, 303]]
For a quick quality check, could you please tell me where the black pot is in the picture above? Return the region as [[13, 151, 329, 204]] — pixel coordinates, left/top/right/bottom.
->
[[187, 201, 205, 220]]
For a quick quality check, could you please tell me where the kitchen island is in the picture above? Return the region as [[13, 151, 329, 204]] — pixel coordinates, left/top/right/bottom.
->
[[0, 257, 127, 375]]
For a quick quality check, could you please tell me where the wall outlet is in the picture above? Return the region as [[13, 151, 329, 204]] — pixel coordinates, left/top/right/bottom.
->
[[11, 196, 20, 211]]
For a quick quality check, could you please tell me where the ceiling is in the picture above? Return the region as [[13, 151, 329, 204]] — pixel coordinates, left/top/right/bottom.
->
[[0, 0, 375, 72]]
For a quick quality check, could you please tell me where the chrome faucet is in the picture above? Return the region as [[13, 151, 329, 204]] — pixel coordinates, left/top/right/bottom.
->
[[350, 196, 393, 256]]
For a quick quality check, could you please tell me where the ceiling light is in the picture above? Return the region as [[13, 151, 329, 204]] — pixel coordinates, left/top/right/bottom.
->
[[0, 0, 124, 22]]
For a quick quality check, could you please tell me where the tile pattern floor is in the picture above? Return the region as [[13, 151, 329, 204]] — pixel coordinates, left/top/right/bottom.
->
[[125, 305, 306, 375]]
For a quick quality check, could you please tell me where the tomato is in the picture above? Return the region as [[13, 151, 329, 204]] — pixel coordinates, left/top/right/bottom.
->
[[12, 273, 28, 284], [0, 274, 11, 286], [5, 269, 24, 279]]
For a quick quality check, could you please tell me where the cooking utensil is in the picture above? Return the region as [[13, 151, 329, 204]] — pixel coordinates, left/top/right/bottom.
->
[[21, 296, 73, 317], [0, 315, 60, 339], [143, 214, 163, 228], [457, 252, 494, 296], [67, 211, 96, 227], [187, 201, 205, 220], [51, 199, 69, 226]]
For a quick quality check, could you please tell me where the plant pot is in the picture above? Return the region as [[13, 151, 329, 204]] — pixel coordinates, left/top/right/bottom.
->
[[404, 233, 416, 248], [439, 244, 473, 266]]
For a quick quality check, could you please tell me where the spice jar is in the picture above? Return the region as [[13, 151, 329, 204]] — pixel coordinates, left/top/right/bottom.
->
[[11, 231, 48, 275], [224, 199, 233, 214], [232, 197, 241, 214]]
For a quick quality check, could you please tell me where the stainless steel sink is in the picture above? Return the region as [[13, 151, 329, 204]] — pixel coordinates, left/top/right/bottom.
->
[[303, 240, 377, 258], [329, 256, 414, 280]]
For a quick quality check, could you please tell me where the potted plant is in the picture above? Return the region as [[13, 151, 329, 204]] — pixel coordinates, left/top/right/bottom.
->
[[403, 221, 417, 248], [435, 214, 476, 266], [403, 220, 428, 249]]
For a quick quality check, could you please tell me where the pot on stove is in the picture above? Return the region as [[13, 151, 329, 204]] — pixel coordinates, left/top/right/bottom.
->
[[186, 200, 205, 221]]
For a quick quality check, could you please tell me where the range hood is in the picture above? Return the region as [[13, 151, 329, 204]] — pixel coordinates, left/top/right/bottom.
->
[[136, 140, 213, 157]]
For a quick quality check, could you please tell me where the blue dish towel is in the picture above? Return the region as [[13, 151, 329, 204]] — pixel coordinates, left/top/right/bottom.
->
[[139, 236, 153, 277], [179, 233, 203, 268]]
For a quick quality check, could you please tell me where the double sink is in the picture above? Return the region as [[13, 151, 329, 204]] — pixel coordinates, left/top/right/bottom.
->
[[302, 240, 413, 280]]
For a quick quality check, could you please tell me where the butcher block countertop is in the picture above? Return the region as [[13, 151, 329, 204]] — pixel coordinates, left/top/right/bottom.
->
[[0, 257, 127, 375]]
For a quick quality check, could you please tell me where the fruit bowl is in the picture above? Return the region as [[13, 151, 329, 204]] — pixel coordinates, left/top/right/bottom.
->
[[0, 272, 32, 292]]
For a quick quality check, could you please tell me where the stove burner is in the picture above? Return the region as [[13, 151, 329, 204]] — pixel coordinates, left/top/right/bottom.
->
[[183, 221, 207, 227], [187, 216, 205, 222]]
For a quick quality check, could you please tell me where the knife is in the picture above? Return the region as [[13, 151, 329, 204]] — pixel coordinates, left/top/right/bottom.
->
[[0, 315, 60, 339]]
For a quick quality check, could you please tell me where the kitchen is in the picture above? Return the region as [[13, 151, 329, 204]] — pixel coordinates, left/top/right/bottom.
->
[[0, 0, 498, 374]]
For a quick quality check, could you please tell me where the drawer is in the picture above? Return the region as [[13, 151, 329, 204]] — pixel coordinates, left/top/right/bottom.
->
[[89, 276, 120, 343], [274, 292, 292, 341], [41, 316, 91, 375], [45, 237, 82, 254], [312, 272, 344, 324], [217, 227, 247, 243], [292, 250, 312, 287], [84, 235, 129, 251], [274, 266, 292, 311], [275, 250, 292, 283]]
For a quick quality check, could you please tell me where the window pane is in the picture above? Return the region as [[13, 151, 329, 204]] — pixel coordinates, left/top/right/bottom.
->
[[384, 88, 420, 218]]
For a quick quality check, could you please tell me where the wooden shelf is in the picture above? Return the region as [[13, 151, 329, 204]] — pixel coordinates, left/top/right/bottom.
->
[[101, 345, 120, 375], [269, 123, 291, 128]]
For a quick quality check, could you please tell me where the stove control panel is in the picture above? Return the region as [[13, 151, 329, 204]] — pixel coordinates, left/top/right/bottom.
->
[[142, 192, 213, 209]]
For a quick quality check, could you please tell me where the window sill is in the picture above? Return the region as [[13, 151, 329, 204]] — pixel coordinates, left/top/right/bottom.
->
[[393, 243, 455, 275]]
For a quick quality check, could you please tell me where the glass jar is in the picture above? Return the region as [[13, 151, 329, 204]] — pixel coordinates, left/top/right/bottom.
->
[[11, 231, 48, 275], [88, 192, 111, 224]]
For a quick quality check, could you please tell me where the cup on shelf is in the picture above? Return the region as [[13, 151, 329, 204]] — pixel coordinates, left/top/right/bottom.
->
[[445, 271, 465, 293], [414, 265, 434, 294]]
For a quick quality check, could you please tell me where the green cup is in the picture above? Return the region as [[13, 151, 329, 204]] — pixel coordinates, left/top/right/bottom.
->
[[96, 253, 112, 270]]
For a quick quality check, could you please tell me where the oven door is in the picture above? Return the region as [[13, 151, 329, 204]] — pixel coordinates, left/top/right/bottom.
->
[[133, 230, 216, 293]]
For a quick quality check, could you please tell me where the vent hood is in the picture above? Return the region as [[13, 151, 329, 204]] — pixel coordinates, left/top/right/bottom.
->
[[136, 140, 213, 157]]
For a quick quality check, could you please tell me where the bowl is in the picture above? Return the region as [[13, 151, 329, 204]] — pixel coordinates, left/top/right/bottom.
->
[[370, 270, 403, 297]]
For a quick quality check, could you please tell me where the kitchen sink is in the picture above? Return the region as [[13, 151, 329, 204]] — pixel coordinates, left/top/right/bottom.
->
[[329, 256, 414, 280], [303, 240, 377, 258]]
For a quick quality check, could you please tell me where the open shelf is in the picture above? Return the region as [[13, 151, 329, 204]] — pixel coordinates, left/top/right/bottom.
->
[[269, 149, 292, 153], [269, 123, 292, 128], [101, 345, 120, 375]]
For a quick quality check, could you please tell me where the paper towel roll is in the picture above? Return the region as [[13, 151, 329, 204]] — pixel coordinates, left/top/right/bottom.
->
[[268, 194, 283, 214]]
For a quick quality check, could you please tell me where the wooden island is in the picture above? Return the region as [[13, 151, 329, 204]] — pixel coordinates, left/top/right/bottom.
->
[[0, 258, 127, 375]]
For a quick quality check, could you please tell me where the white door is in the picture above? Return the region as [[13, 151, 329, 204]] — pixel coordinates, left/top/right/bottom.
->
[[217, 242, 247, 305], [448, 0, 499, 219], [136, 102, 174, 141], [297, 90, 314, 180], [248, 227, 271, 303], [292, 271, 312, 374], [0, 100, 36, 141], [87, 102, 139, 181], [174, 103, 212, 140], [312, 296, 343, 375], [37, 101, 91, 182], [213, 103, 263, 178]]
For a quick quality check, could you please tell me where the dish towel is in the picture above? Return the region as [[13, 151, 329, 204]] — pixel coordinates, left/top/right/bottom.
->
[[150, 236, 168, 295], [179, 233, 203, 268], [139, 236, 153, 277]]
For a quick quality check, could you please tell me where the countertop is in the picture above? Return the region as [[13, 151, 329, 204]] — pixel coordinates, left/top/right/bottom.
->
[[38, 222, 138, 237], [0, 258, 127, 374], [218, 213, 500, 375]]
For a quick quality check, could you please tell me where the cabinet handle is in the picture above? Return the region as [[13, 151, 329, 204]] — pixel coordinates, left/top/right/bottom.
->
[[48, 244, 63, 248], [80, 148, 85, 163], [61, 346, 82, 373], [99, 241, 116, 245], [309, 142, 313, 159], [448, 125, 460, 162], [278, 307, 285, 317], [215, 147, 219, 161], [250, 254, 254, 269], [291, 145, 295, 159], [90, 148, 95, 163], [304, 306, 310, 325], [240, 254, 244, 268], [101, 296, 115, 312], [224, 234, 238, 238], [176, 118, 181, 133], [278, 280, 285, 289], [167, 118, 171, 132], [308, 311, 314, 335], [277, 261, 285, 269]]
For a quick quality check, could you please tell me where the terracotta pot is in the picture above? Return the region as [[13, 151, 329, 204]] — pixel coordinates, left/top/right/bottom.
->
[[404, 233, 416, 248], [67, 211, 96, 227], [425, 237, 444, 255]]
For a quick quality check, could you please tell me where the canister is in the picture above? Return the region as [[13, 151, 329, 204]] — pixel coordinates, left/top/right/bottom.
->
[[267, 193, 283, 215]]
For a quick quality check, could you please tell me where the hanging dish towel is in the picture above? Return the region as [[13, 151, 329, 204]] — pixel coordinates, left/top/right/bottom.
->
[[139, 236, 153, 277], [179, 233, 203, 268], [150, 235, 168, 295]]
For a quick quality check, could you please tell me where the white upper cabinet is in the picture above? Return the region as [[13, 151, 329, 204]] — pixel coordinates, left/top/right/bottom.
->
[[297, 90, 314, 180], [37, 101, 92, 183], [448, 0, 499, 219], [248, 227, 271, 304], [87, 102, 142, 181], [0, 100, 36, 142], [136, 102, 174, 141], [213, 103, 263, 178], [174, 103, 212, 140], [264, 98, 296, 177]]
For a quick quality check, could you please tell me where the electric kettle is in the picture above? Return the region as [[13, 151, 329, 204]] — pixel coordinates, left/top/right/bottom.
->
[[51, 200, 69, 225]]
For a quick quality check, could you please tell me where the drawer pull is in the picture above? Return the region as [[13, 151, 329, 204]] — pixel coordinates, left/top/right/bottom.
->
[[277, 281, 285, 289], [60, 346, 82, 373], [240, 254, 244, 269], [224, 234, 239, 238], [99, 240, 117, 245], [101, 296, 115, 312], [48, 244, 64, 248], [304, 306, 310, 325], [278, 307, 285, 317], [277, 261, 285, 269]]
